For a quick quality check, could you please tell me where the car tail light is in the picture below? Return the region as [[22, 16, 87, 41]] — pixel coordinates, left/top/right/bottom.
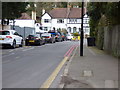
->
[[46, 36, 51, 38], [36, 38, 39, 40], [6, 36, 12, 39]]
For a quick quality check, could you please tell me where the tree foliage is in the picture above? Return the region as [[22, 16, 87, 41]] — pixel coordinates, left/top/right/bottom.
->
[[26, 2, 81, 18], [87, 2, 120, 50], [2, 2, 28, 19], [87, 2, 120, 37]]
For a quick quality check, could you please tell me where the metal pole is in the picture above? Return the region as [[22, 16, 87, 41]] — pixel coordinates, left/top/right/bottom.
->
[[80, 1, 84, 56], [13, 20, 15, 30], [24, 27, 25, 39]]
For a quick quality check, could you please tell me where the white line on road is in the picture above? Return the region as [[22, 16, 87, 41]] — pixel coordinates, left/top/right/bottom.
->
[[9, 50, 14, 52], [2, 53, 15, 58], [22, 47, 34, 52]]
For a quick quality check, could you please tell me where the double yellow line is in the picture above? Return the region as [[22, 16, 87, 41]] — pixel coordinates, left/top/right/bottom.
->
[[40, 57, 69, 88], [40, 45, 78, 88]]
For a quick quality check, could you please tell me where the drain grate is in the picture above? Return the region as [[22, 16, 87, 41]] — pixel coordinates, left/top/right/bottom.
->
[[83, 70, 93, 77]]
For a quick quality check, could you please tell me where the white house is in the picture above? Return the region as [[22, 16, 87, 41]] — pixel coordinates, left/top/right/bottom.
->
[[41, 8, 90, 36]]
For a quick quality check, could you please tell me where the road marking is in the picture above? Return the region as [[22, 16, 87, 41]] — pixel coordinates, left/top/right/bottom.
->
[[40, 57, 69, 88], [63, 46, 78, 77], [9, 50, 14, 52], [2, 53, 15, 58], [22, 47, 34, 51], [24, 46, 31, 48], [64, 45, 75, 57], [67, 45, 76, 57], [64, 44, 78, 57], [15, 56, 20, 59]]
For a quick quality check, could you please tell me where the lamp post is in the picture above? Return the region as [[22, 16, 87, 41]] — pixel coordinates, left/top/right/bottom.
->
[[80, 0, 84, 56]]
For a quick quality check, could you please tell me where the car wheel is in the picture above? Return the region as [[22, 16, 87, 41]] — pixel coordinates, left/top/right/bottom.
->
[[38, 41, 41, 46], [25, 42, 29, 46], [19, 40, 23, 47], [12, 40, 16, 49], [51, 40, 54, 43]]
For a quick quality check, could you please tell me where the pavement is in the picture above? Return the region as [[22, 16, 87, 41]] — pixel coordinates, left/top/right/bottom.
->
[[59, 39, 119, 88]]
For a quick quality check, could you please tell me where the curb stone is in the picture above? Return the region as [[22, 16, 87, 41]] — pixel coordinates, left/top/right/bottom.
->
[[58, 46, 78, 88]]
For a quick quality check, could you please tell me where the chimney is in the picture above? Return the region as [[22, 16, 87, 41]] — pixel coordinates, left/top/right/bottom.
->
[[67, 3, 71, 18], [42, 9, 45, 15], [32, 11, 36, 20]]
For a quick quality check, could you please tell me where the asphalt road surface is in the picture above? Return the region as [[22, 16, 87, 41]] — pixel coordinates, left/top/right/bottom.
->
[[2, 41, 79, 88]]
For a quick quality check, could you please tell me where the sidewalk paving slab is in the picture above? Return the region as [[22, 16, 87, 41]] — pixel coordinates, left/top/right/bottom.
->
[[60, 44, 119, 88]]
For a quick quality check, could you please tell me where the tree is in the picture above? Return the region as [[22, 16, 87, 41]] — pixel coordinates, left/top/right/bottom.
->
[[2, 2, 28, 29], [87, 2, 120, 50], [2, 2, 28, 19]]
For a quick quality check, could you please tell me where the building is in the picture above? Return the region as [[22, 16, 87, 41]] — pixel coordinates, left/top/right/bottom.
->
[[41, 8, 90, 36]]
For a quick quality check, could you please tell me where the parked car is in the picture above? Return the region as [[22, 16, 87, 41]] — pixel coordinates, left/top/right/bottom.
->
[[61, 33, 67, 41], [48, 30, 62, 42], [0, 30, 23, 48], [41, 33, 56, 43], [55, 33, 63, 42], [66, 34, 73, 41], [25, 34, 45, 46]]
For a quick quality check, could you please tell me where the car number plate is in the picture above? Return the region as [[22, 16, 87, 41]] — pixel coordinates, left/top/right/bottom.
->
[[29, 40, 34, 42], [0, 38, 4, 40]]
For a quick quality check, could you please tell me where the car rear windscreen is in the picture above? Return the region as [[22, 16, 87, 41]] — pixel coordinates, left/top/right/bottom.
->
[[0, 31, 10, 35], [41, 33, 51, 37]]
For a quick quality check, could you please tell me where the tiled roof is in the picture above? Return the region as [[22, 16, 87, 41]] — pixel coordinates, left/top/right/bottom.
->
[[49, 8, 68, 18], [68, 8, 81, 18], [49, 8, 86, 19], [19, 13, 31, 19]]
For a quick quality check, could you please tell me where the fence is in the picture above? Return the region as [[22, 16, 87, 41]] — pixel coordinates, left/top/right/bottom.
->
[[104, 25, 120, 58], [11, 26, 35, 39]]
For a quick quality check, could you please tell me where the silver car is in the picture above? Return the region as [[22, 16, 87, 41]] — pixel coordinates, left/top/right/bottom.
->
[[41, 33, 56, 43]]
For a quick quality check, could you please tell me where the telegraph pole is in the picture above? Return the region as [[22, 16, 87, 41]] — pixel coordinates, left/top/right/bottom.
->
[[80, 1, 84, 56]]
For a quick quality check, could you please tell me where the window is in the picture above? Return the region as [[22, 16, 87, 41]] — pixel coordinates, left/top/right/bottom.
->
[[14, 32, 19, 36], [57, 19, 64, 23], [44, 19, 50, 23], [68, 27, 71, 33], [0, 31, 10, 35], [69, 19, 77, 23], [75, 19, 77, 23], [44, 27, 48, 31], [73, 27, 77, 33], [83, 18, 88, 24], [69, 19, 74, 23]]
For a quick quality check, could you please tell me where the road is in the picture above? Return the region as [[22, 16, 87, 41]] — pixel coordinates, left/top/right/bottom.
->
[[2, 41, 79, 88]]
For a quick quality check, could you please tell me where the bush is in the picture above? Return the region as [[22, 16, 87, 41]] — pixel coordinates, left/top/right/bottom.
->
[[72, 32, 80, 36]]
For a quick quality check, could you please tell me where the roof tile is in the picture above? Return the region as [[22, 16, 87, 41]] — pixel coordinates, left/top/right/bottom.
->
[[49, 8, 86, 18]]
